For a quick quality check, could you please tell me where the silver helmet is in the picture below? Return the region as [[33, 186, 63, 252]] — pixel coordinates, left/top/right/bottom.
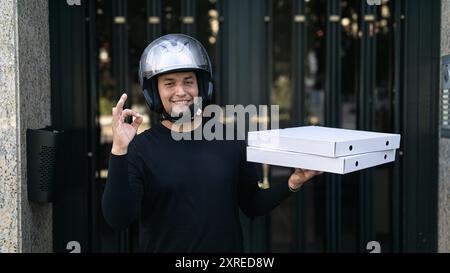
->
[[138, 34, 213, 118], [139, 34, 212, 86]]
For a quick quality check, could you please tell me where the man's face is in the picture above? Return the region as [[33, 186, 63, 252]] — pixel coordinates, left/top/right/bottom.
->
[[157, 71, 198, 117]]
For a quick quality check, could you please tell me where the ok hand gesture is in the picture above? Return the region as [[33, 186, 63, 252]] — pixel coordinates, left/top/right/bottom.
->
[[111, 93, 143, 155]]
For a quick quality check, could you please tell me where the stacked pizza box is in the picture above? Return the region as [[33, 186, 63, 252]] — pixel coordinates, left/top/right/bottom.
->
[[246, 126, 401, 174]]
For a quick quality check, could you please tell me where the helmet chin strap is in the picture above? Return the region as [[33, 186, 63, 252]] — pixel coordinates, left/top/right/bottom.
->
[[161, 102, 203, 123]]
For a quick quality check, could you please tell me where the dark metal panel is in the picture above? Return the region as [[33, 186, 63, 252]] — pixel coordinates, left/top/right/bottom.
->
[[324, 0, 342, 253], [112, 0, 131, 253], [181, 0, 196, 36], [49, 0, 91, 253], [402, 0, 439, 252], [218, 0, 228, 105], [250, 0, 271, 252], [262, 0, 273, 253], [358, 2, 376, 252], [146, 0, 162, 42], [428, 0, 441, 252], [292, 0, 306, 126], [87, 0, 100, 252], [292, 0, 306, 253], [221, 0, 267, 106], [214, 0, 223, 106], [146, 0, 162, 127], [237, 0, 249, 104], [248, 0, 272, 252], [222, 0, 236, 104], [415, 0, 440, 252], [265, 0, 273, 109], [112, 0, 130, 100], [392, 0, 405, 253], [249, 0, 267, 106], [403, 0, 420, 252], [325, 1, 341, 127]]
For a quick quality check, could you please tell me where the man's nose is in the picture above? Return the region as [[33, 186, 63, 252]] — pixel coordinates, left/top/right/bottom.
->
[[174, 83, 187, 96]]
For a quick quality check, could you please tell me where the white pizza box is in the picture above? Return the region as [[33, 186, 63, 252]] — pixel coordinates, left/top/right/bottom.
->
[[248, 126, 401, 158], [247, 146, 397, 175]]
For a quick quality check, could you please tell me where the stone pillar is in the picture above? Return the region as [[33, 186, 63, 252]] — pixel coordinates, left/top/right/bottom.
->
[[440, 0, 450, 253], [0, 0, 52, 253]]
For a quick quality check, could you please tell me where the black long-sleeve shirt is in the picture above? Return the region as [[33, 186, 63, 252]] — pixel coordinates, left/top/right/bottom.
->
[[102, 121, 294, 252]]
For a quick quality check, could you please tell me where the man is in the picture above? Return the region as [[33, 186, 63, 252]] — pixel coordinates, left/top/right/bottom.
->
[[102, 34, 322, 252]]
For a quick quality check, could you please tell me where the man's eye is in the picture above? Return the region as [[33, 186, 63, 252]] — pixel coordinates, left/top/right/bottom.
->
[[185, 81, 193, 85], [165, 83, 174, 87]]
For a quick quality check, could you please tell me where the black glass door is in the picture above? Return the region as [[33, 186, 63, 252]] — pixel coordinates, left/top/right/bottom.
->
[[50, 0, 439, 253]]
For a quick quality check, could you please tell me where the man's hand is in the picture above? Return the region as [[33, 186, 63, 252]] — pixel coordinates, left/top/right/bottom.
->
[[288, 168, 324, 191], [111, 93, 143, 155]]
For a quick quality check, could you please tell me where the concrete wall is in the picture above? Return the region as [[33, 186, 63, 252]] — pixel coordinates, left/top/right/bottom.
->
[[440, 0, 450, 253], [0, 0, 52, 253]]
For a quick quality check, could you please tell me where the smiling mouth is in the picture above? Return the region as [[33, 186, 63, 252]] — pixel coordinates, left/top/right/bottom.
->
[[172, 100, 192, 105]]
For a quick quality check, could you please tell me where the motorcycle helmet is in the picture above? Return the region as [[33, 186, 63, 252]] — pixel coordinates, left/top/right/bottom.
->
[[138, 33, 213, 122]]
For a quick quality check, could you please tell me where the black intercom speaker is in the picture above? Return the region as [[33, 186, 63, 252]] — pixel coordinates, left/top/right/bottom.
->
[[26, 127, 64, 203]]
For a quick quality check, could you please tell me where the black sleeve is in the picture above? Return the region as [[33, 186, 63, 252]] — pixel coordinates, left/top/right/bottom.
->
[[102, 142, 144, 230], [237, 140, 294, 219]]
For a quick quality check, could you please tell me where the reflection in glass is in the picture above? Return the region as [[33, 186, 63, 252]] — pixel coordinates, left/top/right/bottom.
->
[[270, 0, 295, 253], [341, 0, 360, 131], [340, 0, 361, 252], [162, 0, 181, 34], [129, 0, 151, 134], [196, 0, 219, 104], [97, 0, 114, 182], [304, 0, 326, 126], [96, 0, 116, 252], [271, 0, 293, 127], [303, 0, 327, 253], [127, 0, 148, 253], [372, 0, 395, 252]]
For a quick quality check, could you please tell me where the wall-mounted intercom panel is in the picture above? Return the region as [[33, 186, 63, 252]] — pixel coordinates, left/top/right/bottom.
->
[[441, 55, 450, 138]]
